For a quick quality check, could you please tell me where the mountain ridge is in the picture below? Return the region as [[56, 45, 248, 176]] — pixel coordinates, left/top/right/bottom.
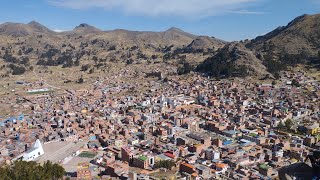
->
[[247, 13, 320, 55], [197, 13, 320, 78], [0, 20, 225, 76], [0, 13, 319, 78]]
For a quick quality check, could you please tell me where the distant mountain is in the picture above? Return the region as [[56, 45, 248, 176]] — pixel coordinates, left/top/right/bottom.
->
[[198, 13, 320, 78], [0, 21, 53, 37], [0, 22, 216, 48], [103, 27, 197, 46], [247, 14, 320, 56], [164, 27, 196, 40], [27, 21, 53, 34], [1, 14, 319, 77], [71, 23, 102, 33], [187, 36, 225, 51], [0, 21, 224, 76]]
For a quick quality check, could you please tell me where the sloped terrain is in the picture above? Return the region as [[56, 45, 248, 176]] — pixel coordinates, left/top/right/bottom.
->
[[197, 42, 269, 78], [248, 14, 320, 56], [197, 13, 320, 78], [0, 21, 225, 76], [0, 13, 320, 79]]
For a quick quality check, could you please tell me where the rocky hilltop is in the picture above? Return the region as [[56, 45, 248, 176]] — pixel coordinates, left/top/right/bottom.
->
[[0, 22, 224, 76], [197, 14, 320, 78], [248, 14, 320, 55], [0, 13, 319, 78], [197, 42, 270, 78]]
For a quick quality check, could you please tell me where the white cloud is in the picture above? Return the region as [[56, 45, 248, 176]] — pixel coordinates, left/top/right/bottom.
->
[[53, 29, 68, 32], [228, 10, 265, 15], [48, 0, 265, 18]]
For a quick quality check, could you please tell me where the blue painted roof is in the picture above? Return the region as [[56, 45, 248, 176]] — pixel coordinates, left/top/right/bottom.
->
[[6, 117, 17, 121], [18, 114, 25, 121], [2, 114, 26, 124], [90, 136, 97, 141], [223, 140, 232, 145]]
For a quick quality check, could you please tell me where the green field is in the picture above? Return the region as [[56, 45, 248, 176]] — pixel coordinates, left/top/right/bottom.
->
[[78, 151, 97, 158], [27, 90, 54, 94]]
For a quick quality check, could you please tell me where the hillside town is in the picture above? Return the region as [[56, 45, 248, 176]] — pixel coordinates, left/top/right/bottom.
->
[[1, 0, 320, 179], [0, 67, 319, 179]]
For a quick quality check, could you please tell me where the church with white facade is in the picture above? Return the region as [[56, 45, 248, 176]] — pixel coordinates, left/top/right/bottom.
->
[[22, 139, 44, 161]]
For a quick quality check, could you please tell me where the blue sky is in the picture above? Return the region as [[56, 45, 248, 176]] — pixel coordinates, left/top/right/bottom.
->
[[0, 0, 319, 41]]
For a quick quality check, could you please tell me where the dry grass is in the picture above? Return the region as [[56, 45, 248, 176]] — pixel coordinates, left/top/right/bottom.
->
[[148, 167, 178, 180]]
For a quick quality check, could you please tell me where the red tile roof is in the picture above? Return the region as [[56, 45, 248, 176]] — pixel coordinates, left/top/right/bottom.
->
[[164, 152, 175, 159]]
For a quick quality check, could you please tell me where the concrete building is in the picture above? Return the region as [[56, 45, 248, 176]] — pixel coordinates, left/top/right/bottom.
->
[[133, 155, 149, 169], [22, 139, 44, 161], [205, 149, 220, 160], [77, 162, 92, 180]]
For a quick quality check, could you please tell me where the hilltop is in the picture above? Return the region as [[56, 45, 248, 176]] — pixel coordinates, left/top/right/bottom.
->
[[197, 13, 320, 79], [0, 21, 224, 77], [247, 14, 320, 56], [0, 14, 319, 80]]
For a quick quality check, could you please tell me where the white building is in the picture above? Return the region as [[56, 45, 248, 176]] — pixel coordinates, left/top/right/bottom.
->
[[22, 139, 44, 161], [205, 149, 220, 160], [274, 149, 284, 158]]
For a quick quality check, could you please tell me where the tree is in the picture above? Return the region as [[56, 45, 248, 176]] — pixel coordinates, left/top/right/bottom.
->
[[8, 64, 26, 75], [108, 45, 116, 51], [272, 80, 276, 86], [126, 58, 134, 65], [151, 54, 158, 60], [177, 62, 193, 75], [21, 57, 30, 66], [154, 160, 175, 170], [89, 68, 94, 74], [92, 56, 98, 64], [256, 53, 262, 60], [77, 76, 84, 84], [41, 161, 65, 180], [285, 119, 293, 131], [51, 163, 65, 180], [0, 160, 65, 180], [277, 121, 285, 130], [81, 64, 90, 71], [74, 59, 80, 66], [291, 79, 300, 87], [18, 49, 22, 56]]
